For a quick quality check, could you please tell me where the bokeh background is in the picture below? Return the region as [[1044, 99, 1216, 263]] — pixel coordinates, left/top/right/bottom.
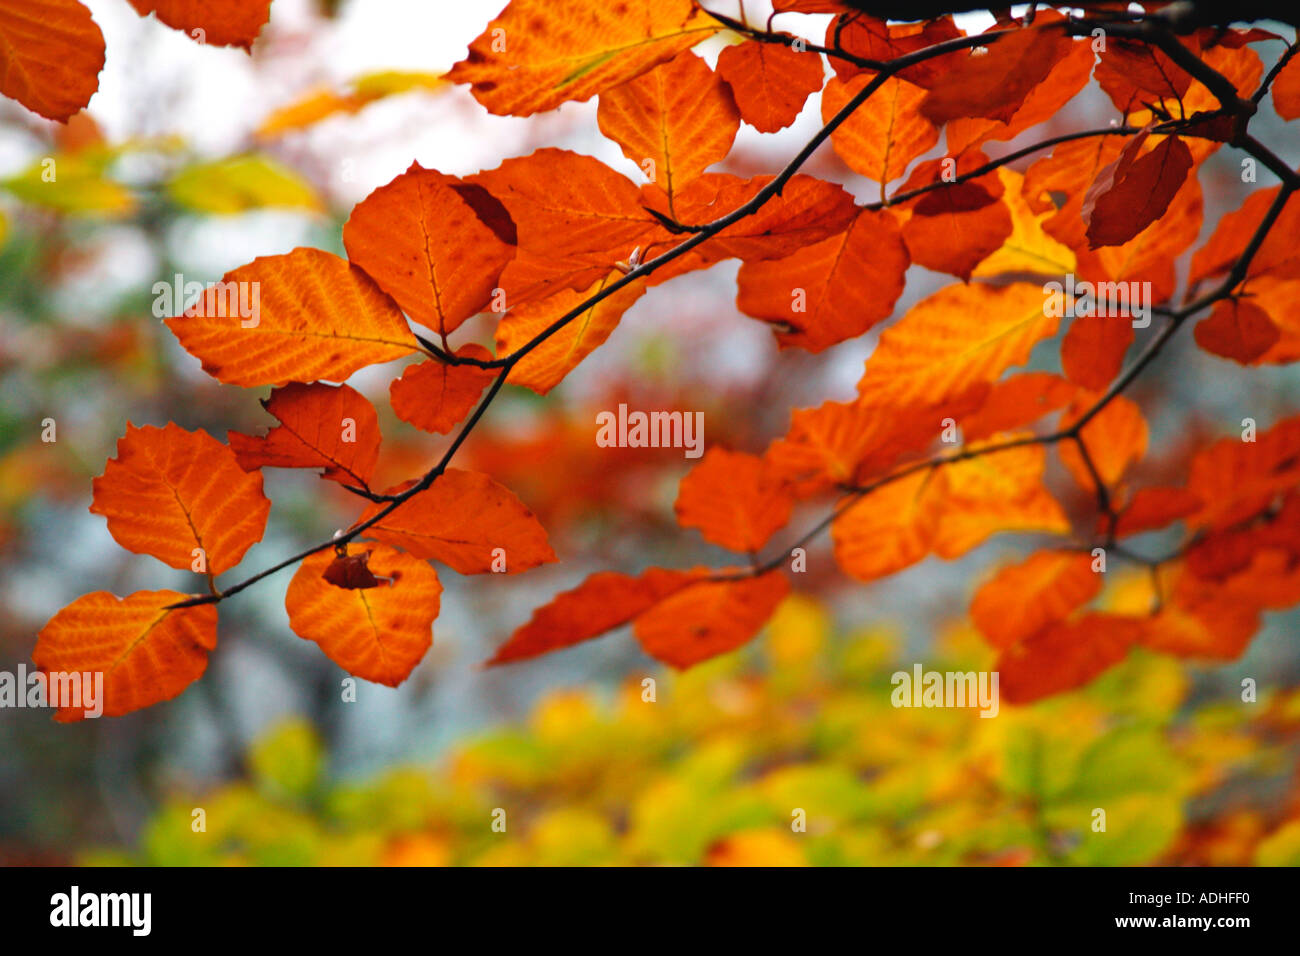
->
[[2, 0, 1299, 865]]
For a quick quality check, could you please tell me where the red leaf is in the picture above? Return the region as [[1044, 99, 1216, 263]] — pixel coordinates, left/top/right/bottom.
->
[[389, 344, 496, 435], [228, 382, 381, 487]]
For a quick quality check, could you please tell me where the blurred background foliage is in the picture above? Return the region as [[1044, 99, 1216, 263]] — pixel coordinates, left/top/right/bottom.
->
[[1, 0, 1299, 865], [82, 600, 1300, 866]]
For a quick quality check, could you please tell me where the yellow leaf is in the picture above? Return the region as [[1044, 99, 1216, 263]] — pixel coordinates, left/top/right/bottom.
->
[[166, 155, 321, 214], [972, 167, 1075, 278], [857, 282, 1057, 407]]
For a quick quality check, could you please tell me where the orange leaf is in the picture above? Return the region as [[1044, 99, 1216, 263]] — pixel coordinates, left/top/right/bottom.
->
[[228, 382, 380, 487], [597, 51, 738, 200], [959, 372, 1076, 442], [1186, 414, 1300, 531], [90, 422, 269, 575], [472, 148, 665, 305], [998, 613, 1141, 704], [823, 73, 937, 185], [33, 590, 217, 720], [1074, 172, 1203, 305], [832, 470, 945, 582], [487, 567, 699, 665], [1095, 36, 1193, 115], [1082, 135, 1194, 249], [856, 282, 1057, 408], [1112, 486, 1203, 537], [649, 172, 857, 270], [933, 442, 1069, 558], [970, 550, 1101, 649], [716, 38, 824, 133], [1023, 135, 1128, 252], [1273, 50, 1300, 120], [766, 390, 987, 494], [343, 163, 516, 338], [1139, 566, 1263, 660], [675, 449, 795, 553], [945, 38, 1094, 154], [735, 208, 908, 352], [495, 273, 646, 395], [829, 15, 964, 87], [389, 344, 496, 434], [1060, 395, 1148, 489], [1248, 278, 1300, 364], [1189, 186, 1300, 287], [0, 0, 105, 122], [1061, 314, 1134, 390], [633, 571, 789, 668], [897, 151, 1012, 279], [920, 23, 1073, 125], [970, 167, 1076, 280], [1194, 297, 1281, 364], [164, 248, 418, 387], [446, 0, 719, 117], [285, 545, 441, 686], [127, 0, 271, 49], [359, 469, 556, 575]]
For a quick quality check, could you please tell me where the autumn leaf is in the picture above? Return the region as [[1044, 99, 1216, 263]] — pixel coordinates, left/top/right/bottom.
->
[[472, 148, 665, 304], [829, 14, 964, 87], [1194, 298, 1281, 364], [322, 549, 382, 590], [833, 470, 946, 582], [1189, 186, 1300, 287], [389, 344, 497, 434], [1061, 314, 1134, 390], [1059, 395, 1148, 490], [959, 372, 1075, 442], [648, 172, 857, 273], [896, 151, 1013, 279], [735, 208, 909, 352], [286, 545, 441, 686], [823, 72, 937, 185], [675, 449, 795, 554], [33, 591, 217, 720], [165, 154, 321, 214], [1075, 172, 1203, 306], [127, 0, 272, 49], [228, 382, 381, 487], [970, 550, 1101, 650], [1094, 36, 1194, 116], [716, 38, 824, 133], [343, 163, 516, 338], [1273, 51, 1300, 120], [1186, 415, 1300, 531], [165, 248, 419, 387], [856, 282, 1056, 408], [1082, 134, 1194, 249], [1112, 486, 1203, 537], [933, 442, 1069, 558], [0, 0, 105, 122], [998, 613, 1142, 704], [91, 422, 270, 576], [920, 22, 1074, 125], [446, 0, 719, 117], [488, 568, 699, 665], [632, 571, 790, 668], [597, 51, 739, 202], [766, 390, 987, 494], [944, 38, 1094, 155], [970, 168, 1076, 279], [495, 273, 646, 394], [359, 469, 556, 575]]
